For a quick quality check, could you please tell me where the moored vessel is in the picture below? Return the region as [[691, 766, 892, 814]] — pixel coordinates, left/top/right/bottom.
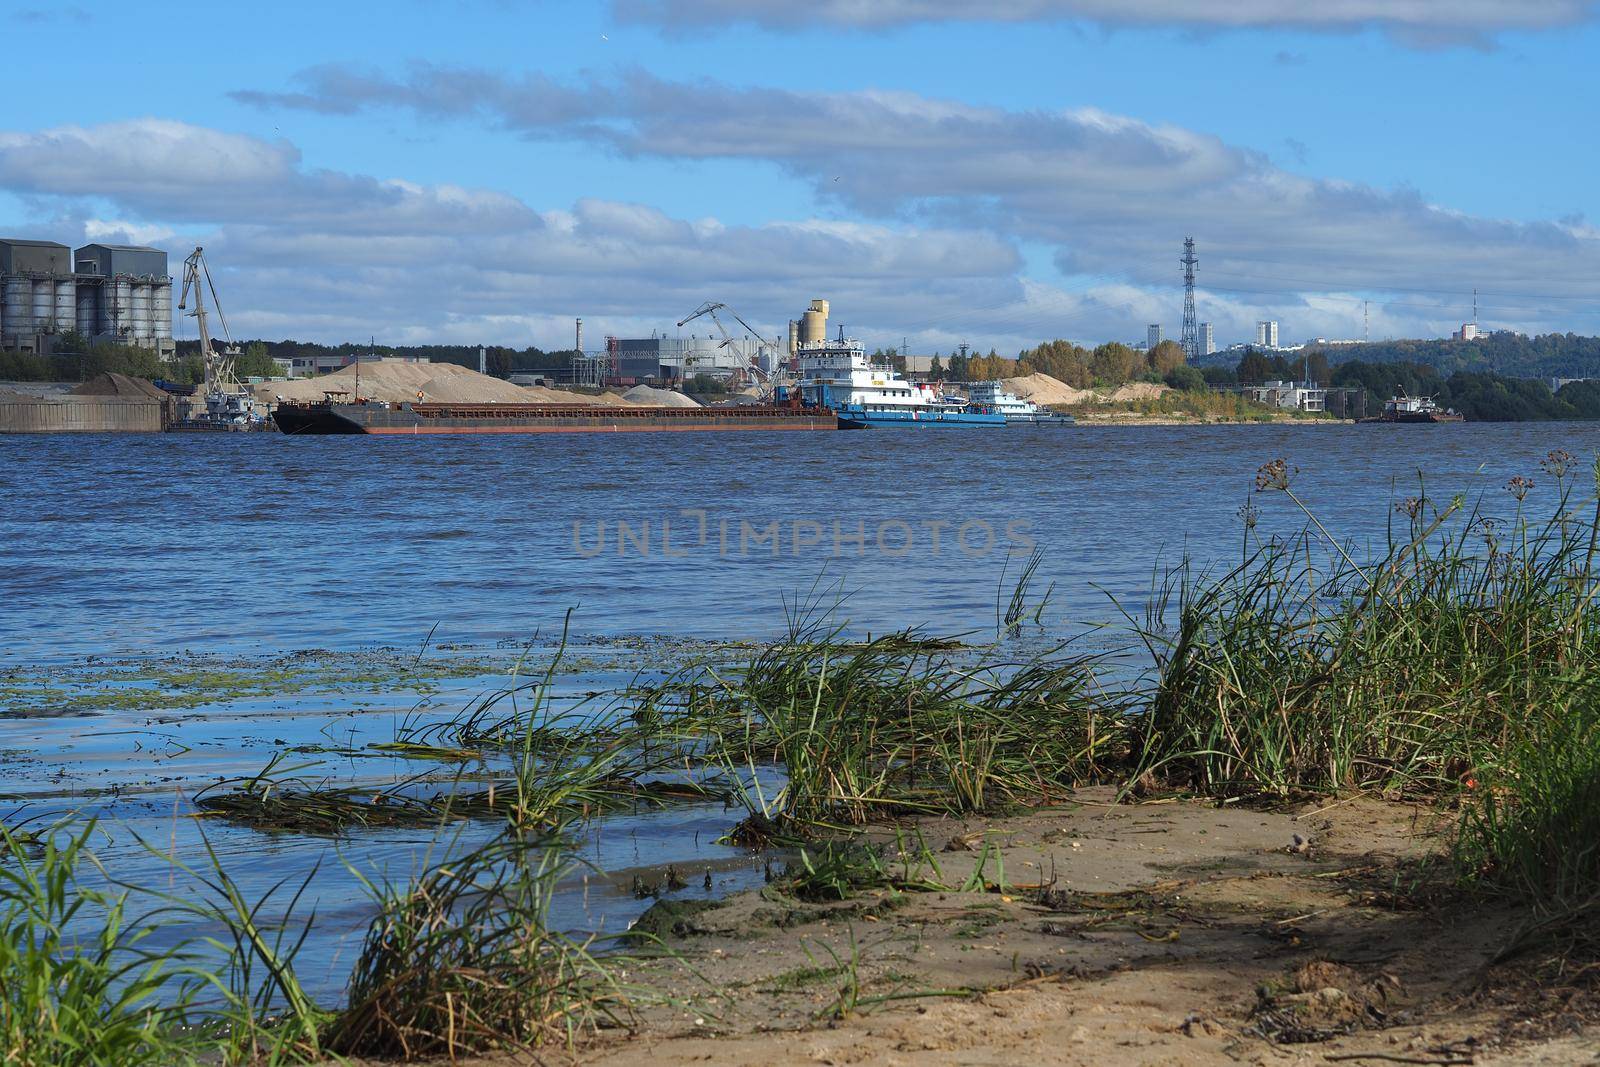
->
[[272, 398, 837, 434], [966, 381, 1076, 426], [1357, 394, 1464, 424], [790, 336, 1007, 428]]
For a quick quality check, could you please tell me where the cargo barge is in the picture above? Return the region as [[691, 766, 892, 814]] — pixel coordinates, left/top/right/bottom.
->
[[273, 399, 838, 434], [1356, 394, 1464, 424]]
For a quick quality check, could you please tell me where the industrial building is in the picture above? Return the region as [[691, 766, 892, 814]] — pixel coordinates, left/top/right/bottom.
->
[[606, 333, 768, 384], [0, 238, 174, 357]]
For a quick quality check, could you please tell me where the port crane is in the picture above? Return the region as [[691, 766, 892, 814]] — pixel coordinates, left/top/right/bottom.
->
[[179, 247, 256, 425], [676, 301, 781, 386]]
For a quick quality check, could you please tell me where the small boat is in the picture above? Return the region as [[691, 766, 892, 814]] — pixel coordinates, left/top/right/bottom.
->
[[1357, 393, 1464, 424], [966, 381, 1076, 426]]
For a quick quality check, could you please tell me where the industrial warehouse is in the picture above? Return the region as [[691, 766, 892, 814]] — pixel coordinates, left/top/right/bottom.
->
[[0, 237, 175, 357]]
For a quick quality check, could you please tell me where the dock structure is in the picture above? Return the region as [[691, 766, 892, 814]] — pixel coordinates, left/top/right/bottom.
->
[[0, 393, 165, 433]]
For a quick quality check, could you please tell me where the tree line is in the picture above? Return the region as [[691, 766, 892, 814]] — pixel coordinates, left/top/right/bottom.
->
[[1307, 331, 1600, 380]]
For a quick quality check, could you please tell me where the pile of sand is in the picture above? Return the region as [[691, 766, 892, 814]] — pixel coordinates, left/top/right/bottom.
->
[[71, 373, 170, 401], [255, 362, 587, 406], [1105, 382, 1169, 402], [1000, 373, 1094, 406], [621, 384, 701, 408], [521, 385, 631, 406]]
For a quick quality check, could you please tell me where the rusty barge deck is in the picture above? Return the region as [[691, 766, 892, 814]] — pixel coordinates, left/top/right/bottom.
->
[[273, 400, 838, 435]]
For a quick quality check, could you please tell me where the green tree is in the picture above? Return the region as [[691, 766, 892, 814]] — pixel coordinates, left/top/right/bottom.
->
[[1236, 348, 1274, 384], [1164, 364, 1208, 392], [1306, 350, 1331, 385], [1147, 339, 1186, 377], [1089, 342, 1139, 385], [233, 342, 280, 379]]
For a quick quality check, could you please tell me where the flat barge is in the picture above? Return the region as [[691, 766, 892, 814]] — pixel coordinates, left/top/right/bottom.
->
[[273, 400, 838, 435]]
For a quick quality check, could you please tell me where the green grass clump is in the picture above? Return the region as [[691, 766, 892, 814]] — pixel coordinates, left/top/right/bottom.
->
[[0, 823, 197, 1067], [1453, 690, 1600, 923], [702, 624, 1120, 832], [1134, 458, 1600, 800], [325, 836, 633, 1059]]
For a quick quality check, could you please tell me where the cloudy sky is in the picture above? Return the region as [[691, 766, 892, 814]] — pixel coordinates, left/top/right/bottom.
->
[[2, 1, 1597, 353]]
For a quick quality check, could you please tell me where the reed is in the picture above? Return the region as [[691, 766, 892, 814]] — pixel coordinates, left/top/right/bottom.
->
[[0, 822, 201, 1067], [1132, 457, 1600, 800], [324, 834, 634, 1059], [696, 620, 1121, 833]]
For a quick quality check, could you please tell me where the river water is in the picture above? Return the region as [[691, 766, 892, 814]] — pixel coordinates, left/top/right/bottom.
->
[[3, 422, 1598, 1001]]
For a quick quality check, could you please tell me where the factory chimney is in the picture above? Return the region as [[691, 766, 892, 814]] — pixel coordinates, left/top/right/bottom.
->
[[478, 346, 486, 375]]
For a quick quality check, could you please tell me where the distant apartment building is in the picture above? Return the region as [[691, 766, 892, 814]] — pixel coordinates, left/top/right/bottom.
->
[[1146, 324, 1162, 350], [1452, 322, 1480, 341], [1255, 320, 1280, 348], [1200, 322, 1215, 355]]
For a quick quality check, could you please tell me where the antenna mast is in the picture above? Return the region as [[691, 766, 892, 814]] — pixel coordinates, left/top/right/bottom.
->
[[1180, 237, 1199, 362]]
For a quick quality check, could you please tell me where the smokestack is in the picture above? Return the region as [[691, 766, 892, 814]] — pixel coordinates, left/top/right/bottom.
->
[[576, 317, 584, 357], [478, 346, 486, 375]]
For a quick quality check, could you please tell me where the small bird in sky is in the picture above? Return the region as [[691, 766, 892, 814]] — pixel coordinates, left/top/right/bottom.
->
[[601, 34, 608, 40]]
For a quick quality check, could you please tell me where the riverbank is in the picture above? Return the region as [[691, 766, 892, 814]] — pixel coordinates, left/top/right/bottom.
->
[[1066, 410, 1346, 425], [564, 789, 1595, 1066]]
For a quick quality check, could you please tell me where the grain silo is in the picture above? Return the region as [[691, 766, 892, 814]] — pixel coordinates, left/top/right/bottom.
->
[[74, 243, 175, 356], [0, 239, 73, 352], [800, 299, 829, 345]]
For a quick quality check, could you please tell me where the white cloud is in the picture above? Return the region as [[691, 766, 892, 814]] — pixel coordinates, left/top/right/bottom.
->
[[82, 218, 175, 245], [228, 66, 1600, 338], [612, 0, 1598, 44], [0, 119, 1037, 350]]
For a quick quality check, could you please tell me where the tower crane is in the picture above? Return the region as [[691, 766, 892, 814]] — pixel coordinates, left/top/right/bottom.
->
[[179, 247, 254, 425], [676, 301, 782, 387]]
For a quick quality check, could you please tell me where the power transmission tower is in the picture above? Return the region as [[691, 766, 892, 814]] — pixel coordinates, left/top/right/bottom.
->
[[1180, 237, 1199, 361]]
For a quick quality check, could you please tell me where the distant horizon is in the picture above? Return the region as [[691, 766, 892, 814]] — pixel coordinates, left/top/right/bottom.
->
[[4, 1, 1599, 354]]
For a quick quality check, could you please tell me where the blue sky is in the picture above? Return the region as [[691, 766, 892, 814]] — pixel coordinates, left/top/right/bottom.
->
[[3, 0, 1598, 353]]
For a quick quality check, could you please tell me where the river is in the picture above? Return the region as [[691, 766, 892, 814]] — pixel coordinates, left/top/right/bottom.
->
[[2, 421, 1596, 1002]]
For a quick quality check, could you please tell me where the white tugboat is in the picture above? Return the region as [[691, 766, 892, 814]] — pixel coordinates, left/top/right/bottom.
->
[[789, 333, 1006, 428], [966, 381, 1076, 426]]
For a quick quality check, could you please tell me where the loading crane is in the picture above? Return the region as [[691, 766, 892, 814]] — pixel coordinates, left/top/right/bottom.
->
[[676, 301, 781, 386], [179, 247, 257, 426]]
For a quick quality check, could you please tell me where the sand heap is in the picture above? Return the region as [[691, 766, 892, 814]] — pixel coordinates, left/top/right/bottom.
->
[[621, 384, 701, 408], [71, 373, 170, 401], [522, 385, 632, 406], [255, 362, 609, 406], [998, 373, 1171, 406], [1000, 373, 1094, 406], [1104, 382, 1169, 402]]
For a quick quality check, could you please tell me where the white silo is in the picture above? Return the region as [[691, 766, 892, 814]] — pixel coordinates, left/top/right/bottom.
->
[[54, 279, 75, 333], [31, 279, 53, 332], [129, 282, 152, 347], [1, 277, 30, 347], [151, 281, 172, 346]]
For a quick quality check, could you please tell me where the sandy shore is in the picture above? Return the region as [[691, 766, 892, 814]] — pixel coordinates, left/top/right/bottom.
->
[[1068, 412, 1351, 426], [462, 788, 1598, 1066]]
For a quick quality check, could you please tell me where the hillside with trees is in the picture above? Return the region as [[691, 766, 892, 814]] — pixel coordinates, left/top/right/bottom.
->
[[1304, 331, 1600, 379]]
